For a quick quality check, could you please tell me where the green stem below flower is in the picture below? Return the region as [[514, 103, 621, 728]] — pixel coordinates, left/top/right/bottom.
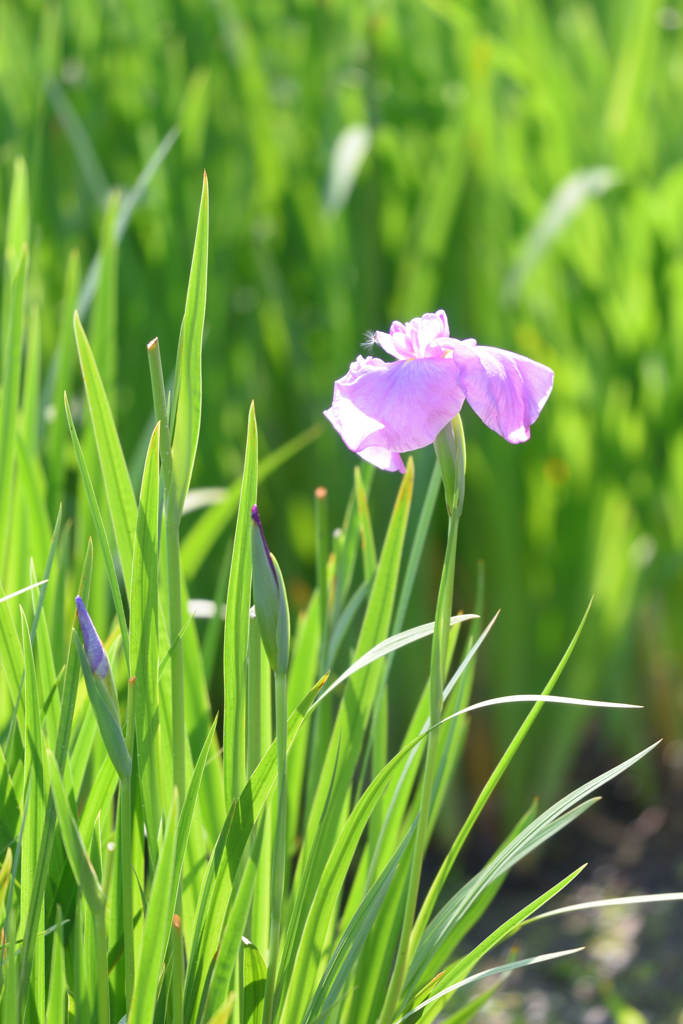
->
[[377, 508, 460, 1024]]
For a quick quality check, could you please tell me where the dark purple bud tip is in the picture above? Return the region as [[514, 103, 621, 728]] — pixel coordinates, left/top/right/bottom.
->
[[75, 595, 110, 680], [251, 504, 278, 587]]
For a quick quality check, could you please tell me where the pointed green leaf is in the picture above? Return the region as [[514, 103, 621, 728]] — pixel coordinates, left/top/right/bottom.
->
[[46, 907, 66, 1024], [204, 823, 264, 1021], [406, 743, 660, 994], [18, 541, 92, 1004], [289, 462, 414, 947], [130, 423, 162, 860], [412, 601, 594, 948], [302, 825, 416, 1024], [1, 155, 29, 354], [48, 250, 81, 512], [21, 304, 41, 454], [171, 717, 217, 911], [20, 608, 47, 1023], [74, 310, 137, 591], [242, 939, 266, 1024], [354, 466, 377, 582], [183, 680, 323, 1023], [128, 794, 178, 1024], [0, 245, 27, 570], [64, 391, 130, 671], [170, 172, 208, 519], [2, 909, 18, 1024], [46, 750, 104, 913], [223, 402, 257, 804]]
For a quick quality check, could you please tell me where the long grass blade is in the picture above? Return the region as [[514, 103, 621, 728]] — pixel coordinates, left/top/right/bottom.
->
[[128, 795, 178, 1024], [64, 392, 130, 671], [130, 423, 162, 859], [0, 246, 27, 571], [73, 311, 138, 590], [169, 172, 208, 519], [223, 401, 257, 804]]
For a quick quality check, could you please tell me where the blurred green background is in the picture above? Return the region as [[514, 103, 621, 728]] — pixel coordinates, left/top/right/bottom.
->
[[2, 0, 682, 825]]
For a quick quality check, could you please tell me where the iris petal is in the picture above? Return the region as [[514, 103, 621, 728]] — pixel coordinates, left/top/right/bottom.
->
[[357, 445, 406, 473], [452, 342, 554, 443], [324, 354, 466, 455]]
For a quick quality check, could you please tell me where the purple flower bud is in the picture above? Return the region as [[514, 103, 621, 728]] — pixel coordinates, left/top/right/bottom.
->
[[75, 596, 110, 680], [251, 504, 290, 674], [251, 505, 278, 587]]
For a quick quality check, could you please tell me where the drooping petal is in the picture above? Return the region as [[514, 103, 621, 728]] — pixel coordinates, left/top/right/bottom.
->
[[324, 354, 465, 454], [452, 342, 554, 443], [357, 445, 406, 473]]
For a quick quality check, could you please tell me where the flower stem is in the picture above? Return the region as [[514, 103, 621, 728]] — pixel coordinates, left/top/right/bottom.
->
[[93, 905, 110, 1024], [147, 337, 185, 1020], [261, 669, 287, 1024], [121, 676, 136, 1014], [377, 510, 459, 1024]]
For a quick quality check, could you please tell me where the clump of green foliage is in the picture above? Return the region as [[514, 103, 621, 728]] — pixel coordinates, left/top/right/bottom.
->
[[2, 0, 683, 822], [0, 160, 675, 1024]]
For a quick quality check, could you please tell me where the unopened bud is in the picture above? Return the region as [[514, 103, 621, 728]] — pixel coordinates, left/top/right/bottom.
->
[[251, 505, 290, 674], [75, 596, 110, 679], [434, 414, 466, 518]]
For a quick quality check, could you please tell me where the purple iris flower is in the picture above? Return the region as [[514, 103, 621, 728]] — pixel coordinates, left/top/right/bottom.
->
[[324, 310, 554, 473], [75, 596, 110, 680]]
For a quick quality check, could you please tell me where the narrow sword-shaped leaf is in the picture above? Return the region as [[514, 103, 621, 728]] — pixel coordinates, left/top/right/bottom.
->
[[46, 751, 104, 914], [203, 820, 265, 1021], [302, 824, 416, 1024], [74, 310, 138, 590], [169, 172, 208, 520], [20, 609, 47, 1023], [527, 891, 683, 923], [403, 865, 585, 1023], [242, 939, 266, 1024], [171, 718, 218, 912], [278, 710, 468, 1023], [224, 402, 257, 804], [128, 794, 178, 1024], [0, 245, 27, 572], [354, 466, 377, 582], [313, 614, 478, 708], [18, 542, 92, 1002], [45, 906, 66, 1024], [47, 249, 81, 515], [392, 948, 585, 1024], [293, 461, 414, 910], [405, 742, 659, 995], [64, 392, 130, 671], [1, 155, 29, 357], [183, 680, 324, 1023], [130, 423, 162, 861], [411, 601, 594, 950]]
